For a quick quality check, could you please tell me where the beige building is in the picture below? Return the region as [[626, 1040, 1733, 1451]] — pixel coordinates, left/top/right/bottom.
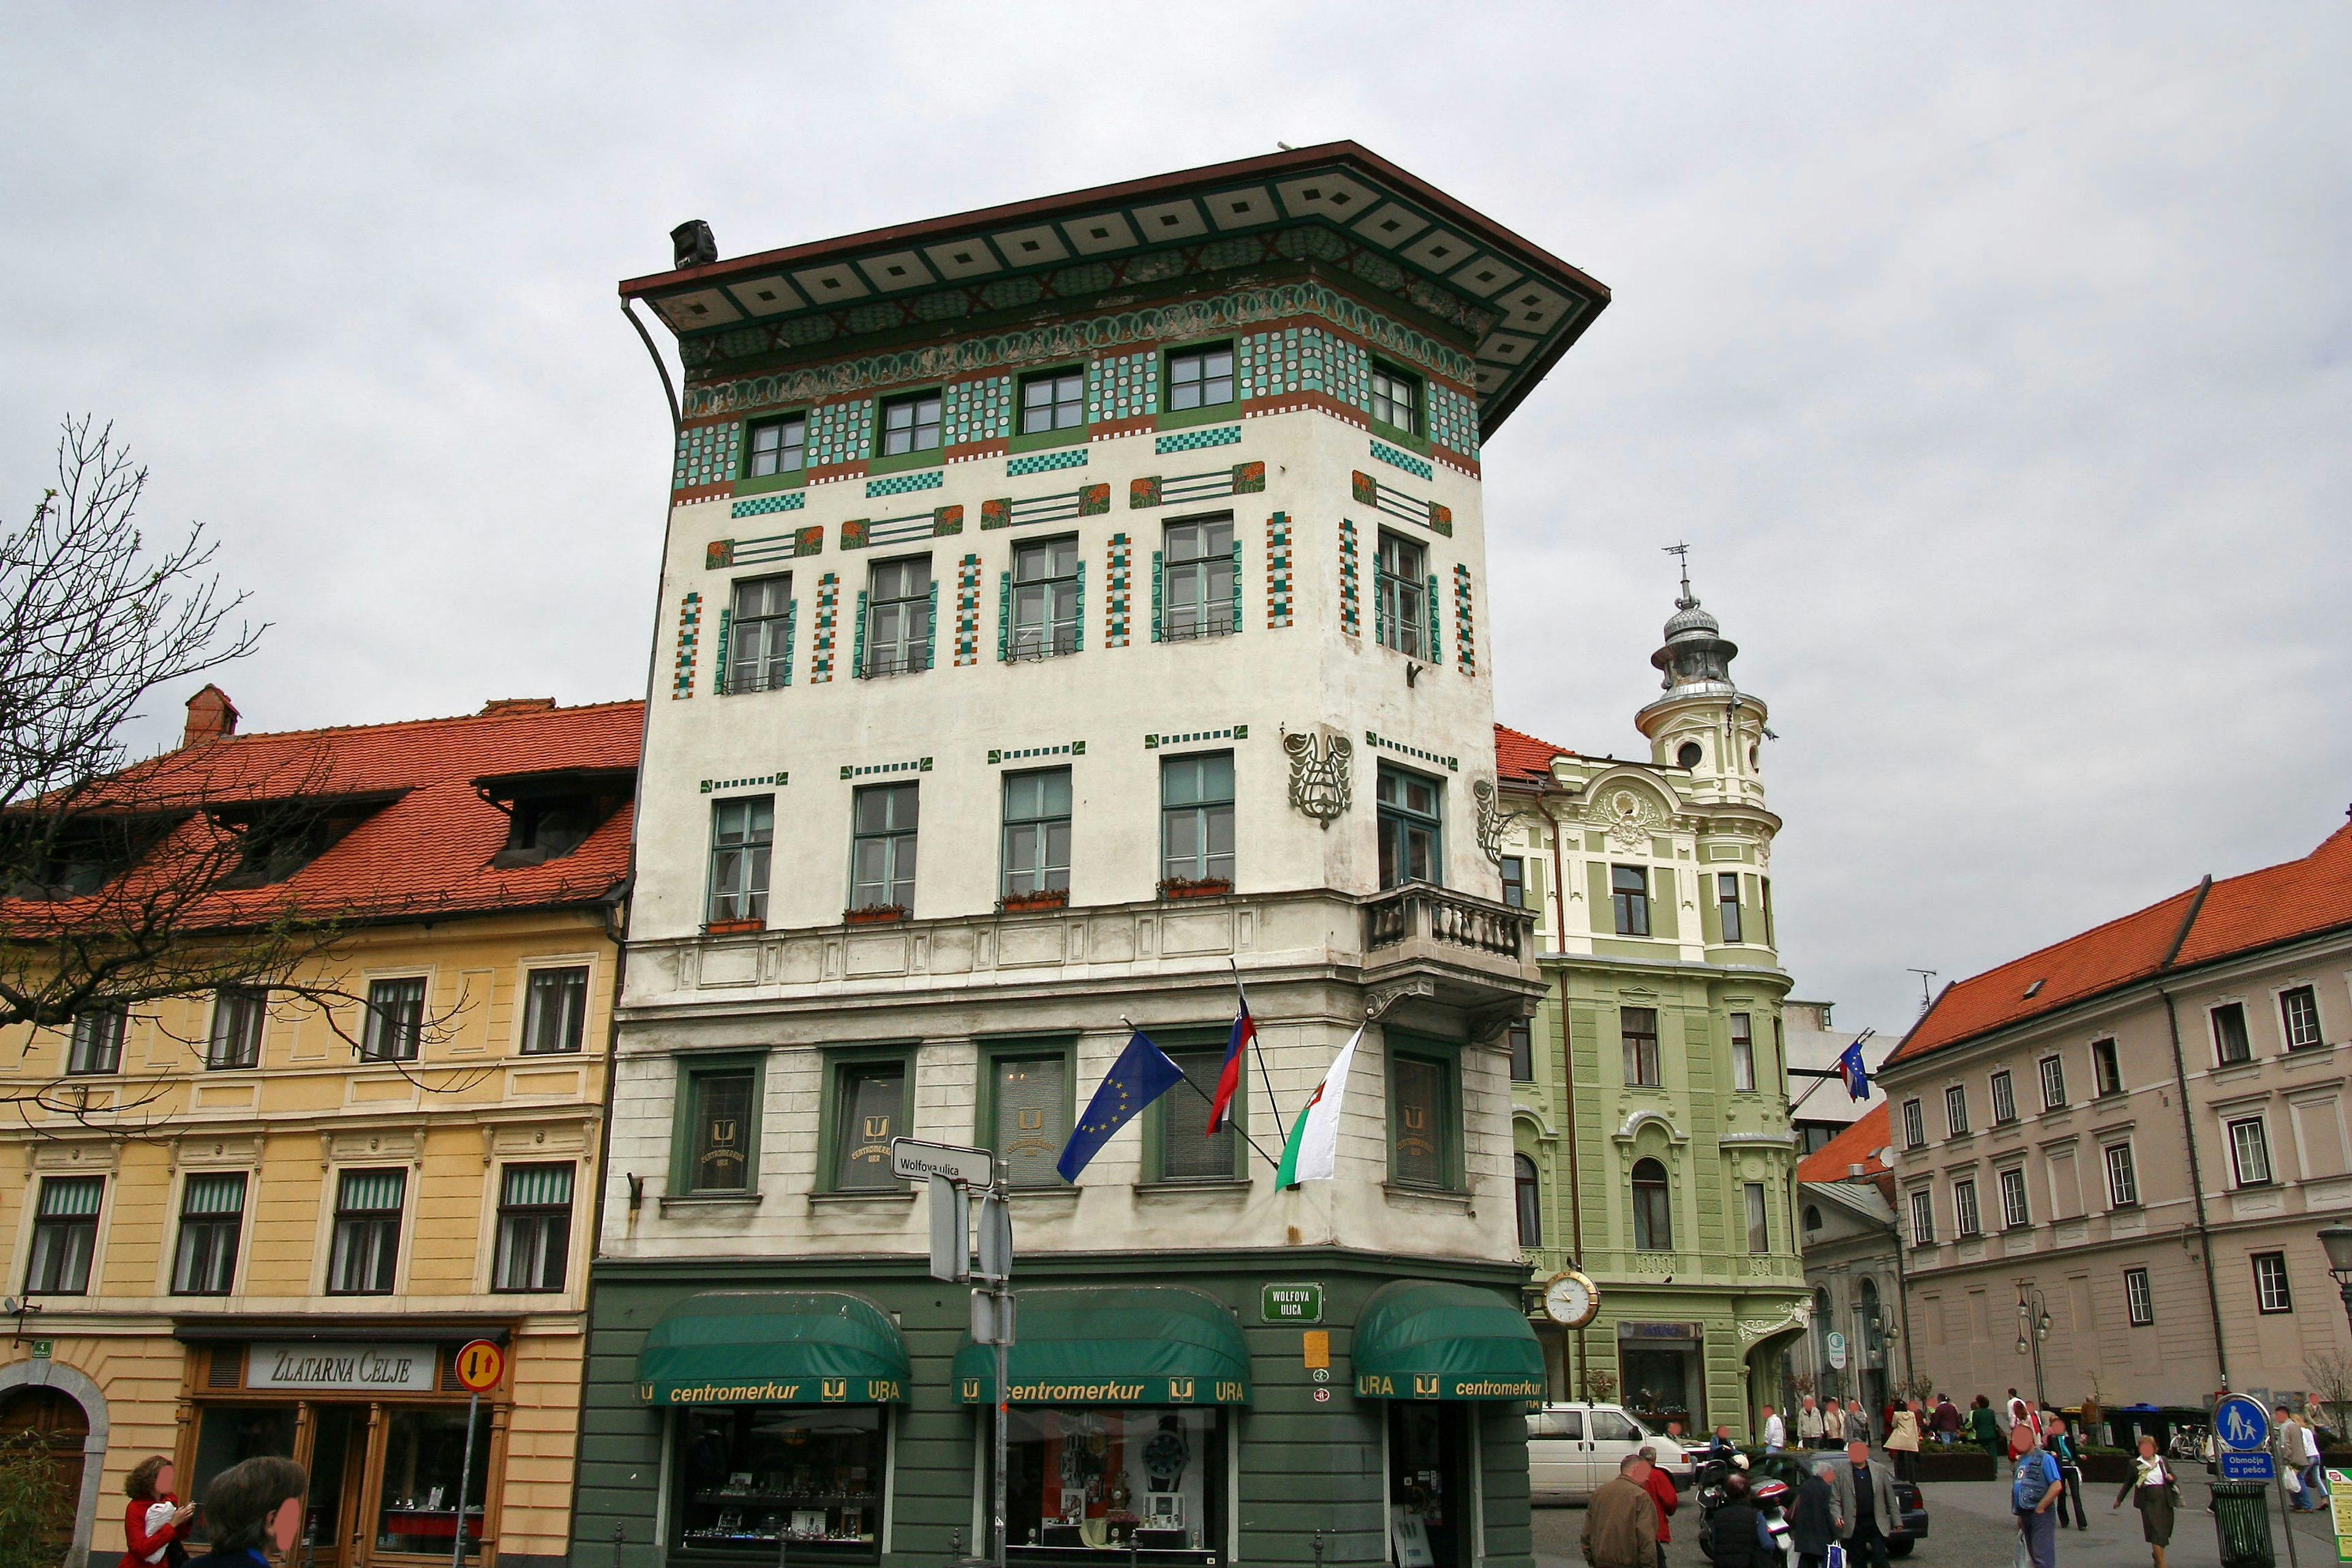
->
[[1882, 817, 2352, 1417], [0, 692, 636, 1568]]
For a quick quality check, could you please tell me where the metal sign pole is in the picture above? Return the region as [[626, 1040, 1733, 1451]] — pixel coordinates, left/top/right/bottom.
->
[[450, 1390, 478, 1568], [990, 1155, 1011, 1568]]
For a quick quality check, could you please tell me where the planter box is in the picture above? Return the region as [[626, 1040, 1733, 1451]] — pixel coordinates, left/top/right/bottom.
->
[[998, 891, 1069, 913], [704, 918, 763, 935], [843, 906, 910, 925], [1158, 879, 1232, 900], [1913, 1450, 1999, 1482]]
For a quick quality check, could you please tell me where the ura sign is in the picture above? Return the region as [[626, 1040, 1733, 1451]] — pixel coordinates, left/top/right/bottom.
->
[[247, 1343, 439, 1392]]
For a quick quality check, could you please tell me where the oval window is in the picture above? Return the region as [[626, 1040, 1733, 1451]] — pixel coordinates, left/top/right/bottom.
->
[[1676, 741, 1702, 769]]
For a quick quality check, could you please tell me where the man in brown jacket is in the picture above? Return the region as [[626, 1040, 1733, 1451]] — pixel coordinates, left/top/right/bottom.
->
[[1581, 1452, 1662, 1568]]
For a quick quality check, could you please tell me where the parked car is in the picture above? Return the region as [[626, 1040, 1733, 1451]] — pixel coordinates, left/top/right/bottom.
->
[[1526, 1402, 1698, 1502], [1705, 1450, 1928, 1558]]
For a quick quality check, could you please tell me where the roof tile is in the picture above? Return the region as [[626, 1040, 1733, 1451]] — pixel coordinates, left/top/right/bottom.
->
[[1796, 1103, 1891, 1183]]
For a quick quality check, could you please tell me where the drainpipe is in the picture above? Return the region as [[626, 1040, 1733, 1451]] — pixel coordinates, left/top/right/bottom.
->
[[2158, 875, 2225, 1389], [1546, 806, 1586, 1398]]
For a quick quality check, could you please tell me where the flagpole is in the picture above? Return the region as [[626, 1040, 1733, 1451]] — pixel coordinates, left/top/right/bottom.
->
[[1118, 1015, 1284, 1169], [1231, 959, 1286, 1131]]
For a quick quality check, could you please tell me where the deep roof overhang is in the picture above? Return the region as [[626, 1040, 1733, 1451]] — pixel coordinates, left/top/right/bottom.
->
[[620, 141, 1610, 438]]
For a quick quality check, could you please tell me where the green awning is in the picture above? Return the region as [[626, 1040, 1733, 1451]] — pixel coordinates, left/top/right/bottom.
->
[[1352, 1280, 1545, 1400], [952, 1286, 1251, 1405], [636, 1291, 910, 1405]]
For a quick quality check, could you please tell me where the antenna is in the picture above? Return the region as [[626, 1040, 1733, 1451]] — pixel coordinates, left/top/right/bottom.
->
[[1663, 541, 1694, 607], [1907, 968, 1939, 1013]]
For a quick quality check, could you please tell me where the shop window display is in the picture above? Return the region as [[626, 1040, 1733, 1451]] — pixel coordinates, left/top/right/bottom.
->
[[1006, 1407, 1223, 1556], [188, 1406, 298, 1544], [377, 1406, 493, 1556], [677, 1406, 884, 1554]]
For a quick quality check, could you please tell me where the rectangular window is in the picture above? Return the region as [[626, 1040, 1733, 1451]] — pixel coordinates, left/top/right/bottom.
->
[[1909, 1188, 1935, 1247], [1953, 1178, 1981, 1237], [1500, 856, 1525, 909], [492, 1163, 573, 1292], [1621, 1008, 1661, 1088], [2038, 1054, 2067, 1110], [832, 1061, 908, 1191], [171, 1172, 245, 1295], [23, 1175, 102, 1295], [2228, 1117, 2273, 1186], [360, 978, 423, 1063], [1901, 1098, 1925, 1148], [1374, 530, 1428, 658], [1160, 752, 1234, 888], [1158, 1047, 1237, 1182], [2104, 1142, 2139, 1208], [992, 1054, 1069, 1187], [1998, 1167, 2030, 1229], [878, 391, 941, 456], [2124, 1267, 2154, 1325], [1375, 764, 1442, 889], [725, 573, 793, 694], [1990, 1069, 2017, 1125], [2213, 1002, 2252, 1065], [707, 795, 774, 925], [746, 413, 806, 477], [206, 987, 266, 1069], [1745, 1182, 1771, 1253], [325, 1168, 404, 1294], [685, 1068, 756, 1194], [66, 1008, 126, 1074], [1389, 1051, 1453, 1188], [1371, 364, 1419, 433], [1000, 769, 1072, 899], [673, 1406, 888, 1555], [2254, 1251, 2293, 1314], [1009, 537, 1079, 660], [850, 783, 919, 912], [1730, 1013, 1755, 1091], [2282, 987, 2323, 1050], [864, 556, 933, 676], [1717, 873, 1743, 943], [1761, 876, 1774, 944], [519, 967, 588, 1055], [1611, 865, 1651, 936], [375, 1408, 494, 1558], [2092, 1038, 2122, 1096], [1167, 344, 1234, 410], [1944, 1084, 1970, 1137], [1161, 515, 1235, 639], [1509, 1020, 1534, 1084], [1019, 369, 1085, 434]]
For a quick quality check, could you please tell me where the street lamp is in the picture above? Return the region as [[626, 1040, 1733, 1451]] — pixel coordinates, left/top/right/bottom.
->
[[2015, 1287, 2052, 1408], [2318, 1219, 2352, 1332]]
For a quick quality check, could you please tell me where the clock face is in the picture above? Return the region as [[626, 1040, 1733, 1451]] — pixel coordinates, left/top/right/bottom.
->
[[1542, 1270, 1597, 1328]]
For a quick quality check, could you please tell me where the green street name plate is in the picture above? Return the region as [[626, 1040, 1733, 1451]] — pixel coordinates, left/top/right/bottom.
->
[[1262, 1283, 1323, 1323], [29, 1341, 50, 1359]]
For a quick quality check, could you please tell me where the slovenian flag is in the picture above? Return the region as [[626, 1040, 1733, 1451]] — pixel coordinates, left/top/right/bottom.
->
[[1838, 1039, 1870, 1101], [1275, 1025, 1366, 1185], [1206, 983, 1254, 1134]]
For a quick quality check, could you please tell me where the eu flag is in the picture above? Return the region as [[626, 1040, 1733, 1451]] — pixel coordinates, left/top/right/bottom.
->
[[1837, 1039, 1870, 1101], [1057, 1030, 1188, 1182]]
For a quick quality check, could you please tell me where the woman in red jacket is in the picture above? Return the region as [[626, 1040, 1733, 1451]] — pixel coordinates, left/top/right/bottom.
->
[[123, 1455, 194, 1568]]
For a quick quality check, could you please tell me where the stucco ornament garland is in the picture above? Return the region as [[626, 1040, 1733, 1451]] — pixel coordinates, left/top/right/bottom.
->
[[1596, 787, 1660, 853], [1282, 726, 1352, 828], [1736, 1295, 1814, 1346]]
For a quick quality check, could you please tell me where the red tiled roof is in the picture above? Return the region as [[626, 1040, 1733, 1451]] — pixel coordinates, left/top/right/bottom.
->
[[1796, 1103, 1891, 1183], [1888, 818, 2352, 1067], [1494, 722, 1575, 783], [6, 699, 643, 931]]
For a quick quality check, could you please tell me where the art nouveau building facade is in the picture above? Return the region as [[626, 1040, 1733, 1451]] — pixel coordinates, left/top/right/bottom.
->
[[579, 146, 1611, 1568]]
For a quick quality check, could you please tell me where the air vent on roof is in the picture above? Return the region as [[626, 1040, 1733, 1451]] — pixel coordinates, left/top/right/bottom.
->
[[2024, 979, 2046, 998]]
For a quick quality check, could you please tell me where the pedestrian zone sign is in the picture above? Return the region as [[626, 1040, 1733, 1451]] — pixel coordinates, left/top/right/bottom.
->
[[2219, 1450, 2274, 1482], [2216, 1395, 2269, 1450]]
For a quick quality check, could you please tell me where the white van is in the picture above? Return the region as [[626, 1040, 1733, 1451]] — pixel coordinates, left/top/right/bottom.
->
[[1526, 1402, 1697, 1503]]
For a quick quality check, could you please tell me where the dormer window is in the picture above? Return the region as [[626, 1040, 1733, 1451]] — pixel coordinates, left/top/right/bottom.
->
[[475, 768, 635, 869], [4, 808, 187, 900], [212, 793, 403, 888]]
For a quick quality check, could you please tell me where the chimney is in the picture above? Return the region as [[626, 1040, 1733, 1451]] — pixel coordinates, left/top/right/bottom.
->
[[1848, 1163, 1866, 1179], [183, 685, 239, 747], [480, 698, 557, 717]]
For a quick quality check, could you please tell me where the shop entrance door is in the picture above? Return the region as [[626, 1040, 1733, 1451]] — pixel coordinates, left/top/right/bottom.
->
[[301, 1407, 371, 1568], [1385, 1404, 1468, 1568]]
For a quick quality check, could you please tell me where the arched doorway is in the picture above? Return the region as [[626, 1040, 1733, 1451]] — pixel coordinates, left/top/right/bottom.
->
[[0, 1386, 90, 1563]]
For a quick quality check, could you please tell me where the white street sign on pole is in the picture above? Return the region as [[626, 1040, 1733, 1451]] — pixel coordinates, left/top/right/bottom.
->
[[891, 1136, 994, 1186]]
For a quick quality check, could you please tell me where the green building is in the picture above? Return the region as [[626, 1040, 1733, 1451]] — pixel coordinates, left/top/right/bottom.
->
[[1496, 568, 1809, 1439]]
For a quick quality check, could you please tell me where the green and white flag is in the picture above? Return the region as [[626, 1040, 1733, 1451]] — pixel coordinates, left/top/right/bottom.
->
[[1276, 1024, 1365, 1186]]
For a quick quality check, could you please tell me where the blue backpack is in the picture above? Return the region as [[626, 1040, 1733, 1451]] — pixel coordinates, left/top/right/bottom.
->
[[2012, 1450, 2057, 1512]]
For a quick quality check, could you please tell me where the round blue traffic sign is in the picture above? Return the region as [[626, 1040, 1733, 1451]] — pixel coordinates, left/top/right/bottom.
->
[[2215, 1395, 2269, 1450]]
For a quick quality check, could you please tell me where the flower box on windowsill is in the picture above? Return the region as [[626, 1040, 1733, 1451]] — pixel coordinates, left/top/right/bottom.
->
[[704, 918, 763, 935], [843, 904, 910, 925], [1157, 877, 1232, 901], [997, 889, 1069, 914]]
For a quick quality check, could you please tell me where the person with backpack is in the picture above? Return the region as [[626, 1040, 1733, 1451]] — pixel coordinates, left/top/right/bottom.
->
[[2014, 1429, 2065, 1568], [2042, 1412, 2086, 1529]]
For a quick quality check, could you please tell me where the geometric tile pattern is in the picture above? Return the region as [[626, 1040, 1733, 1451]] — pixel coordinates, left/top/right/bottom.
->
[[1363, 730, 1458, 771], [731, 490, 807, 518], [1266, 513, 1292, 628], [1008, 447, 1090, 477], [1453, 562, 1476, 676], [988, 741, 1085, 765], [946, 375, 1012, 447], [675, 423, 741, 491], [1352, 469, 1453, 537], [671, 592, 703, 699], [810, 573, 841, 684], [1155, 424, 1243, 455], [1338, 518, 1360, 637], [1142, 725, 1249, 748], [1240, 325, 1368, 411], [1089, 350, 1158, 423], [1368, 437, 1433, 481], [1106, 532, 1133, 649], [1427, 381, 1480, 461], [954, 553, 982, 666], [1426, 572, 1442, 668], [807, 399, 874, 470], [867, 469, 944, 498]]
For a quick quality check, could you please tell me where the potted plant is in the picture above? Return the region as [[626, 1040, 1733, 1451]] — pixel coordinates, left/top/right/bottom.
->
[[1158, 875, 1232, 900], [843, 904, 910, 925], [998, 888, 1069, 913], [704, 918, 763, 935]]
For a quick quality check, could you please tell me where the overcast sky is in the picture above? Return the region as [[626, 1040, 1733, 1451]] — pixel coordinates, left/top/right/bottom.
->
[[6, 4, 2346, 1032]]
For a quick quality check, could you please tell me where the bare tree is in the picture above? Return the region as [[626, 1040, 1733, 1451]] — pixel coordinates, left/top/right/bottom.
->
[[2305, 1351, 2352, 1440]]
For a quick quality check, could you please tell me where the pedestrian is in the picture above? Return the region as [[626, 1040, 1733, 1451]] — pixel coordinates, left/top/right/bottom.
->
[[1931, 1393, 1963, 1446], [1579, 1451, 1662, 1568], [2013, 1428, 2064, 1568], [1638, 1444, 1679, 1567], [1708, 1472, 1770, 1568], [1838, 1439, 1903, 1568], [2044, 1412, 2086, 1529], [2008, 1396, 2040, 1459], [121, 1457, 194, 1568], [1789, 1460, 1844, 1568], [1798, 1395, 1823, 1449], [2302, 1413, 2328, 1508], [1887, 1400, 1922, 1482], [1819, 1397, 1844, 1449], [2112, 1433, 2177, 1568], [1848, 1397, 1874, 1446], [1970, 1394, 2003, 1455], [183, 1457, 307, 1568], [1707, 1423, 1738, 1461], [1763, 1403, 1787, 1452]]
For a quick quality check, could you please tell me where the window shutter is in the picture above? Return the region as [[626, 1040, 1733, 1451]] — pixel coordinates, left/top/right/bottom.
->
[[208, 1345, 244, 1389], [925, 581, 939, 669], [1229, 538, 1243, 635], [781, 600, 797, 687], [1072, 560, 1085, 652], [1426, 574, 1441, 665], [998, 572, 1011, 661], [714, 608, 733, 694], [1150, 552, 1163, 643], [851, 590, 869, 679]]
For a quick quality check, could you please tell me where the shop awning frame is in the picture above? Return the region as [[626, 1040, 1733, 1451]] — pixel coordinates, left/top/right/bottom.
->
[[636, 1291, 911, 1405], [951, 1286, 1253, 1406], [1352, 1280, 1545, 1401]]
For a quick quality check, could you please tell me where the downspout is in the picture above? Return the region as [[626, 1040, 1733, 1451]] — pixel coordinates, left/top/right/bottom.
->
[[2157, 875, 2225, 1390], [1545, 805, 1586, 1398]]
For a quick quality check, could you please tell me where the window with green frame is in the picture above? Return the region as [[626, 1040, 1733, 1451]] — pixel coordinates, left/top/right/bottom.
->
[[673, 1057, 762, 1195], [1386, 1041, 1459, 1190], [1166, 344, 1234, 411], [744, 412, 807, 478], [981, 1044, 1072, 1186], [1148, 1033, 1244, 1183], [1019, 369, 1085, 435], [826, 1054, 911, 1192], [877, 391, 943, 458], [1371, 364, 1420, 435]]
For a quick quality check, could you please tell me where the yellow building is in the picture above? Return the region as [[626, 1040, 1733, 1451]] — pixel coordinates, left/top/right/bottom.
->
[[0, 690, 638, 1568]]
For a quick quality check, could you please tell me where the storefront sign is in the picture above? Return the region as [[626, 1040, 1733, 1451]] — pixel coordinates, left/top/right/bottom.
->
[[1355, 1372, 1545, 1400], [957, 1375, 1248, 1405], [1262, 1283, 1324, 1322], [1618, 1321, 1700, 1340], [248, 1342, 439, 1392], [644, 1376, 903, 1405]]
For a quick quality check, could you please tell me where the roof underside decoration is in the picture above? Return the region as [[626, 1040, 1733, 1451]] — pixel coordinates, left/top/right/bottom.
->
[[622, 143, 1609, 440]]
